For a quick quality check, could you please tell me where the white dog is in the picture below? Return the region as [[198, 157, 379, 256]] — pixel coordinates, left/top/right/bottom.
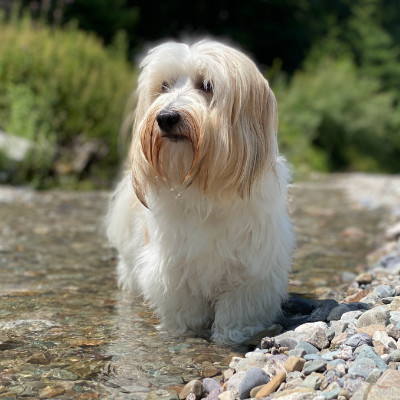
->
[[106, 40, 295, 343]]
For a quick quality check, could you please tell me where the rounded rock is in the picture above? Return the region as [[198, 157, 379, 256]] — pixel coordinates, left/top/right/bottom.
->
[[348, 357, 376, 379], [343, 332, 372, 348], [178, 380, 203, 400], [202, 378, 221, 394], [295, 341, 319, 355], [237, 368, 270, 400], [302, 360, 326, 375], [356, 306, 390, 328], [327, 305, 351, 321], [375, 285, 396, 299]]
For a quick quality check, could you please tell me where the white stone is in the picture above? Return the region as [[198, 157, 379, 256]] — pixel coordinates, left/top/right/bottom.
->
[[373, 331, 397, 350]]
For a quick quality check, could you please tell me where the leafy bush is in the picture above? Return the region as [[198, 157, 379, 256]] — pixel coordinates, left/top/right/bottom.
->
[[0, 15, 136, 188], [275, 55, 400, 175]]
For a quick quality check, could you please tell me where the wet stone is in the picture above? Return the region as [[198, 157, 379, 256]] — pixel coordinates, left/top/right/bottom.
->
[[46, 369, 79, 381]]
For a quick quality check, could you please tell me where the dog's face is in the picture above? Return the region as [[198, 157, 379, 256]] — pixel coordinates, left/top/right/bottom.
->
[[130, 41, 278, 206]]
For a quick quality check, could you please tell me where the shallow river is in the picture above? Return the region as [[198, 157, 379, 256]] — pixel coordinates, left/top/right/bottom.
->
[[0, 174, 399, 399]]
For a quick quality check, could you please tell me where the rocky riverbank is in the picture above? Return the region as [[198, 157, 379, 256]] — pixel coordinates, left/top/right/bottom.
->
[[163, 220, 400, 400]]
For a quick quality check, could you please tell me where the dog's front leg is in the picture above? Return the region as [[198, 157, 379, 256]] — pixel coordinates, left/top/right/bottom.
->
[[211, 279, 285, 343], [155, 288, 213, 335]]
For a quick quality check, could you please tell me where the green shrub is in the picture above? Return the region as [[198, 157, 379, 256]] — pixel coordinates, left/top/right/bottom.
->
[[275, 56, 400, 175], [0, 15, 136, 188]]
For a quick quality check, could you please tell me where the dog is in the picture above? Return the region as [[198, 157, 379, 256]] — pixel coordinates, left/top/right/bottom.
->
[[106, 40, 295, 343]]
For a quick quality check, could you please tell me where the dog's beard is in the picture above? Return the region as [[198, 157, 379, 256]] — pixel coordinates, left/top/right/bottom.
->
[[138, 106, 203, 186]]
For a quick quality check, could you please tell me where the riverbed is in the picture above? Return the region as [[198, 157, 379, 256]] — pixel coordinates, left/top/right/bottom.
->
[[0, 174, 399, 399]]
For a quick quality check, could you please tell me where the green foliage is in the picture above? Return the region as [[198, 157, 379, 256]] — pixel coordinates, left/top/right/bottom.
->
[[276, 55, 400, 175], [0, 16, 135, 187]]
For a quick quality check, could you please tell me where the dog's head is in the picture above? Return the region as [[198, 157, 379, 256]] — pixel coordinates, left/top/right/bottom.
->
[[129, 40, 278, 206]]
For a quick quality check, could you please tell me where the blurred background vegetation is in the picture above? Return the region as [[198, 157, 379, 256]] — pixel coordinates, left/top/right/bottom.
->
[[0, 0, 399, 189]]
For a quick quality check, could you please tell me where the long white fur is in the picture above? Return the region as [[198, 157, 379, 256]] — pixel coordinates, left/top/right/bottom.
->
[[106, 40, 295, 343]]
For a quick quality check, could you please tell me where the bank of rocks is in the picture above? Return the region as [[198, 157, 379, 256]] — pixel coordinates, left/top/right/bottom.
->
[[158, 221, 400, 400]]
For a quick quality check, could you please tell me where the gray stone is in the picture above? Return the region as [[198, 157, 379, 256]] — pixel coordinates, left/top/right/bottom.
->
[[206, 388, 221, 400], [202, 378, 221, 394], [288, 348, 306, 358], [309, 299, 339, 322], [386, 324, 400, 340], [343, 378, 368, 396], [322, 388, 341, 400], [353, 344, 388, 371], [340, 310, 363, 324], [304, 354, 321, 361], [178, 380, 203, 400], [238, 368, 270, 400], [346, 302, 370, 311], [376, 285, 396, 298], [348, 357, 376, 379], [389, 311, 400, 325], [356, 306, 390, 328], [277, 337, 298, 350], [327, 359, 346, 367], [296, 341, 319, 355], [301, 374, 323, 390], [294, 322, 329, 350], [366, 368, 383, 383], [302, 360, 326, 375], [343, 332, 372, 348], [390, 349, 400, 362], [321, 351, 339, 361], [226, 371, 246, 394], [327, 321, 349, 338], [327, 305, 351, 321]]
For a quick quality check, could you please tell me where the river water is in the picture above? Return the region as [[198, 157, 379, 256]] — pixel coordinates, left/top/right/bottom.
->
[[0, 174, 399, 399]]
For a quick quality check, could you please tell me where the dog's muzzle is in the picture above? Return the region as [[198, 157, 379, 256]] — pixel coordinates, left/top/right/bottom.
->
[[156, 110, 186, 142]]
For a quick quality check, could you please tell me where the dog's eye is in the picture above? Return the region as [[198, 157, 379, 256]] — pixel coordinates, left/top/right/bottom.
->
[[201, 81, 213, 93], [161, 81, 170, 93]]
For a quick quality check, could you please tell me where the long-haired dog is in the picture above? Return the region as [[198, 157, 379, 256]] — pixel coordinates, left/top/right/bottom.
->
[[106, 40, 295, 343]]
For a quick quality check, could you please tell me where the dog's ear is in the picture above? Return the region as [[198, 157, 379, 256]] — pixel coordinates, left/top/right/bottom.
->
[[227, 74, 278, 197]]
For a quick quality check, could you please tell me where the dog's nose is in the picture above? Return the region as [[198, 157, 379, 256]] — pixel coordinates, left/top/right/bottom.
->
[[156, 110, 181, 132]]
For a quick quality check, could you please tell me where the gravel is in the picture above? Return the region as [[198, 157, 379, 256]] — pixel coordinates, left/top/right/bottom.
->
[[190, 219, 400, 400]]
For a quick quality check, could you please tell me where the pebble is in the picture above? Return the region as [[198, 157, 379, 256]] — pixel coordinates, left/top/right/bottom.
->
[[226, 371, 246, 394], [202, 378, 221, 394], [348, 357, 376, 379], [178, 380, 202, 400], [301, 374, 323, 390], [353, 345, 388, 371], [237, 368, 269, 399], [217, 390, 235, 400], [375, 285, 396, 298], [356, 306, 390, 328], [343, 332, 372, 348], [302, 360, 326, 375], [327, 305, 351, 321], [284, 356, 305, 372], [254, 372, 286, 397], [340, 310, 363, 324], [309, 299, 339, 322], [296, 341, 319, 354], [208, 232, 400, 399]]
